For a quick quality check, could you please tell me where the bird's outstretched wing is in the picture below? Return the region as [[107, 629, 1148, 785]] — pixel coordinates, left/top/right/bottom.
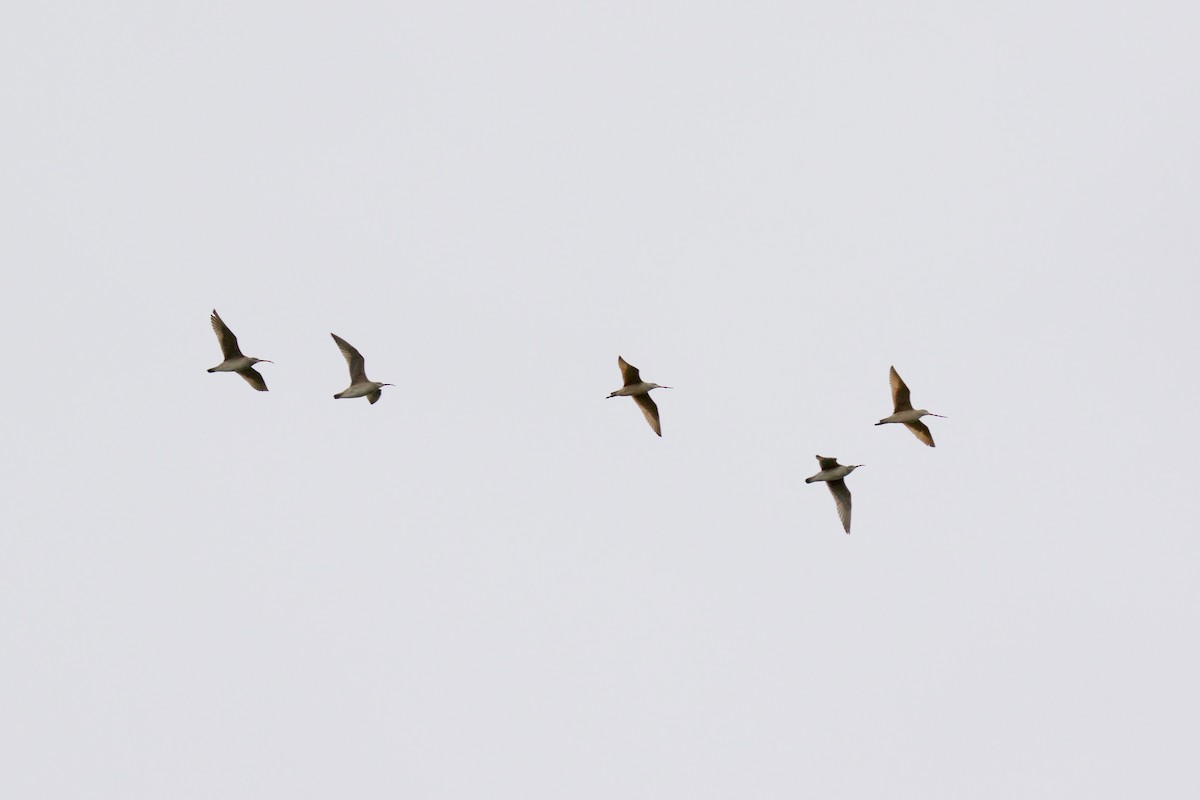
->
[[238, 366, 268, 392], [211, 310, 243, 360], [827, 478, 852, 533], [633, 392, 661, 436], [889, 366, 913, 412], [618, 356, 642, 387], [368, 390, 381, 405], [905, 419, 935, 447], [332, 333, 368, 382], [816, 455, 840, 471]]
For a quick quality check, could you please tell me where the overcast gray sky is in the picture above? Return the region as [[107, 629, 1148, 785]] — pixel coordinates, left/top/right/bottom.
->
[[4, 1, 1199, 797]]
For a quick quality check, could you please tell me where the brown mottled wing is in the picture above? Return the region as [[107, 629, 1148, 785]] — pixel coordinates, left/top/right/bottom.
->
[[618, 356, 642, 387], [633, 392, 662, 436], [827, 479, 852, 534], [332, 333, 367, 383], [816, 455, 840, 471], [210, 310, 242, 360], [237, 367, 268, 392], [889, 366, 913, 412], [905, 419, 936, 447], [368, 390, 381, 405]]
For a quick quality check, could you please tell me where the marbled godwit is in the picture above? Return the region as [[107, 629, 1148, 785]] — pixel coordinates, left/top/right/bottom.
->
[[607, 356, 671, 436], [805, 455, 862, 534], [207, 309, 272, 392], [876, 366, 944, 447], [331, 333, 392, 404]]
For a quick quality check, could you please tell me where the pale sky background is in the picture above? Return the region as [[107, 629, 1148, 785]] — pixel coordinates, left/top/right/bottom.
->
[[3, 1, 1199, 797]]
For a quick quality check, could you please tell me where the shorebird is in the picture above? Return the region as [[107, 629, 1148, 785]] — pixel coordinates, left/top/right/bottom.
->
[[331, 333, 392, 404], [876, 366, 945, 447], [805, 455, 862, 534], [607, 356, 671, 436], [207, 309, 272, 392]]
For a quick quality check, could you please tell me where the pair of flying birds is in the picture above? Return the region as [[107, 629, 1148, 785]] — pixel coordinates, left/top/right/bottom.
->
[[607, 356, 945, 535], [206, 310, 392, 403]]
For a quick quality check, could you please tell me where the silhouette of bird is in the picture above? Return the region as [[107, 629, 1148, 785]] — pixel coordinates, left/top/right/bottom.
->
[[876, 366, 944, 447], [607, 356, 672, 436], [207, 309, 272, 392], [805, 455, 863, 534], [331, 333, 392, 404]]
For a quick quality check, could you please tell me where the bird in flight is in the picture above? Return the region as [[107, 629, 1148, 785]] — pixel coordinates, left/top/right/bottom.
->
[[805, 455, 862, 534], [207, 309, 272, 392], [607, 356, 672, 436], [331, 333, 392, 404], [876, 366, 944, 447]]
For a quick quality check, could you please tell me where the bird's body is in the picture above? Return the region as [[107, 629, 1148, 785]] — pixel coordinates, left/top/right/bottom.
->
[[608, 381, 658, 398], [335, 382, 384, 400], [208, 355, 260, 374], [805, 455, 862, 534], [877, 408, 930, 425], [207, 309, 272, 392], [331, 333, 392, 404], [876, 366, 944, 447], [607, 356, 671, 436], [806, 463, 858, 483]]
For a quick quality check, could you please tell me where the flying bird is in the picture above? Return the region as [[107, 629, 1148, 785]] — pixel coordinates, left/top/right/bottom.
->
[[805, 455, 862, 534], [331, 333, 392, 404], [607, 356, 671, 436], [207, 309, 272, 392], [876, 366, 945, 447]]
